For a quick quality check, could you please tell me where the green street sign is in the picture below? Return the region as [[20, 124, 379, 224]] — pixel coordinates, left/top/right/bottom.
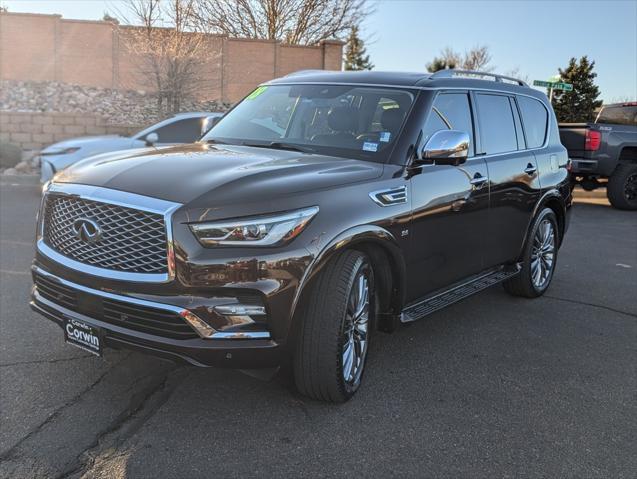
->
[[553, 82, 573, 91], [533, 80, 573, 91]]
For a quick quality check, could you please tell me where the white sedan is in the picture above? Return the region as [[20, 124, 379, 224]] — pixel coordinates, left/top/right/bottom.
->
[[38, 111, 222, 182]]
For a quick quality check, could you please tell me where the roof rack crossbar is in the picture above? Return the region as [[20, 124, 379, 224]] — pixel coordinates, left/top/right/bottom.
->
[[431, 69, 528, 86]]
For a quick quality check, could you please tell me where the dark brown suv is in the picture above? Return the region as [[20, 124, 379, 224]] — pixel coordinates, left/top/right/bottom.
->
[[32, 70, 572, 402]]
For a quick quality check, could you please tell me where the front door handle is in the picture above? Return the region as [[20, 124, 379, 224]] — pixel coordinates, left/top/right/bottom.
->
[[524, 163, 537, 175], [470, 173, 488, 186]]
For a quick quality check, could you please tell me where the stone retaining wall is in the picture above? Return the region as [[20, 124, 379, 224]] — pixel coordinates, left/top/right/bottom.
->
[[0, 111, 142, 150]]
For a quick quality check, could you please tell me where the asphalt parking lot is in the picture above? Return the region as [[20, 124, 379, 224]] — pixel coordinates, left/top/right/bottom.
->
[[1, 179, 635, 479]]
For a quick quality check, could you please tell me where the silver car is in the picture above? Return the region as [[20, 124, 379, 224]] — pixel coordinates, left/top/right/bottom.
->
[[38, 112, 222, 182]]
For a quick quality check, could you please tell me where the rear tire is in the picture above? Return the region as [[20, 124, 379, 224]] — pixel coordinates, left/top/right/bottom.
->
[[607, 163, 637, 210], [293, 250, 374, 403], [504, 208, 559, 298]]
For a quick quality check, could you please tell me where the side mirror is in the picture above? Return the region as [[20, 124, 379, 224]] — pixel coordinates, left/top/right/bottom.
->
[[145, 132, 159, 146], [418, 130, 470, 166]]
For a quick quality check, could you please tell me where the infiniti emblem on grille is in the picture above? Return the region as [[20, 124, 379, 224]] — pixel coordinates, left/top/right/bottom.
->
[[72, 218, 102, 244]]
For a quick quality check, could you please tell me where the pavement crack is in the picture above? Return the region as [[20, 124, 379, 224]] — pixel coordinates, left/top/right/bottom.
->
[[0, 355, 129, 462], [0, 354, 95, 368], [544, 295, 637, 319], [56, 367, 187, 479]]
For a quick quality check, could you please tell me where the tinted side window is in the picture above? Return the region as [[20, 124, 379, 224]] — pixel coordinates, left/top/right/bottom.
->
[[422, 93, 474, 156], [476, 94, 517, 154], [517, 96, 548, 148], [151, 118, 206, 143]]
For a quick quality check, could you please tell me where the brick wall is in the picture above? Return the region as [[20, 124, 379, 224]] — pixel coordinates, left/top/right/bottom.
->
[[0, 12, 344, 104], [0, 111, 141, 150]]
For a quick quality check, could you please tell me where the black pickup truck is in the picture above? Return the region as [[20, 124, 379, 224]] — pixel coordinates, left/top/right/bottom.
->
[[559, 102, 637, 209]]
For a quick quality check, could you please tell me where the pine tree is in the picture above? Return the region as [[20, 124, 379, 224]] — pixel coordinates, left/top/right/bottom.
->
[[344, 26, 373, 71], [552, 56, 603, 122], [426, 47, 460, 72]]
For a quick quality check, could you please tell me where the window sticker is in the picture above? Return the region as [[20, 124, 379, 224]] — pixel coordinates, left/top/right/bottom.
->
[[246, 86, 268, 100], [363, 142, 379, 152], [379, 131, 391, 142]]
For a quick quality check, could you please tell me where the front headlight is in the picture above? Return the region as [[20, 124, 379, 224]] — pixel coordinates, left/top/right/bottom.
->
[[189, 206, 319, 247]]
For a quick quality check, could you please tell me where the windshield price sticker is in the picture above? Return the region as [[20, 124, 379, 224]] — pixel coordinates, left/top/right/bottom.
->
[[363, 142, 378, 152], [247, 86, 268, 100], [379, 131, 391, 142]]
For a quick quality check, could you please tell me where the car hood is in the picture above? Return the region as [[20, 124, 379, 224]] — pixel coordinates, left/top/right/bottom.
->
[[55, 143, 384, 206], [41, 135, 133, 152]]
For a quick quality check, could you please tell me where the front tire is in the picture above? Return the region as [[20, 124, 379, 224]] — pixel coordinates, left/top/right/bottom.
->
[[607, 163, 637, 210], [504, 208, 559, 298], [293, 250, 374, 403]]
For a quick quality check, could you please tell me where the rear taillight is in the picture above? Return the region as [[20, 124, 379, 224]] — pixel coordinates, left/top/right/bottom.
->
[[585, 130, 601, 151]]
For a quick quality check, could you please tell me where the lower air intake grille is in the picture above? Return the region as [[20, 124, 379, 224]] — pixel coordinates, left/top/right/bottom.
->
[[34, 272, 198, 340]]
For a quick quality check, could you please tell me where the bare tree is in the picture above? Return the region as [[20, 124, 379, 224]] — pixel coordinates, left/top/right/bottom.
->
[[427, 45, 493, 73], [462, 45, 492, 71], [119, 0, 216, 116], [194, 0, 369, 45]]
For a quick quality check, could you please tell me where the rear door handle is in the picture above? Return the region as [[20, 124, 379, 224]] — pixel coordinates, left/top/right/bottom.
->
[[524, 163, 537, 175], [470, 173, 488, 186]]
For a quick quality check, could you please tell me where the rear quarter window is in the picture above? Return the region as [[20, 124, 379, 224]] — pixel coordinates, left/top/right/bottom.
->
[[517, 96, 548, 148]]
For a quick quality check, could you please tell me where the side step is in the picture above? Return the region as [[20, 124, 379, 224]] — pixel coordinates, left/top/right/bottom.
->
[[400, 267, 520, 323]]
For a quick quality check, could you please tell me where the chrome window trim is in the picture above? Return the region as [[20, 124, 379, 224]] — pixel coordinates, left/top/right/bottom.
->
[[265, 81, 542, 99], [33, 266, 271, 340], [39, 183, 181, 283]]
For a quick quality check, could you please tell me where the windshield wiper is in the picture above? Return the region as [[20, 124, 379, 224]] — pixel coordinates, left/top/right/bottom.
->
[[242, 141, 313, 153]]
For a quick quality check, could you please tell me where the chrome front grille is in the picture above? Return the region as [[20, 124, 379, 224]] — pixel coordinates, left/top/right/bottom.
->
[[43, 194, 168, 274]]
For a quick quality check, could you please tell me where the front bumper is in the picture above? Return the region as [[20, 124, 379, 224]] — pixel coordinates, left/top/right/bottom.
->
[[30, 266, 282, 368]]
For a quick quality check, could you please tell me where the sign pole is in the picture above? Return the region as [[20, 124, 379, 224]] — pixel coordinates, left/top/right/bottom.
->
[[549, 87, 554, 102]]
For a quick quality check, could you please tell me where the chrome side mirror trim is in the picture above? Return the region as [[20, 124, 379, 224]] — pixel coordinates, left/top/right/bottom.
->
[[420, 130, 470, 166]]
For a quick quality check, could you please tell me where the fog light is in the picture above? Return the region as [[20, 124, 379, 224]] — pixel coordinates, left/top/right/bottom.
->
[[179, 310, 215, 338]]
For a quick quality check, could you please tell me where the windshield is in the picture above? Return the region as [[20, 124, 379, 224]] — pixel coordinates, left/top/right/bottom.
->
[[202, 84, 415, 161]]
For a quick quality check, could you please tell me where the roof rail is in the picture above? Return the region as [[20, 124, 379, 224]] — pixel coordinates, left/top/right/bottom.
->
[[431, 69, 528, 86]]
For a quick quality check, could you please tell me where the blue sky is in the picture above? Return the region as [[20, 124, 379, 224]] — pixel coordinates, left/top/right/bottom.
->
[[4, 0, 636, 101]]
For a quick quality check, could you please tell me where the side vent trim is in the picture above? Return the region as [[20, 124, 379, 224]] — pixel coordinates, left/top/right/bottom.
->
[[369, 185, 408, 207]]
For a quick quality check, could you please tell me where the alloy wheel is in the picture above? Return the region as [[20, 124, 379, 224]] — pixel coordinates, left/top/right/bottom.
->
[[342, 269, 370, 386], [531, 219, 555, 289]]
